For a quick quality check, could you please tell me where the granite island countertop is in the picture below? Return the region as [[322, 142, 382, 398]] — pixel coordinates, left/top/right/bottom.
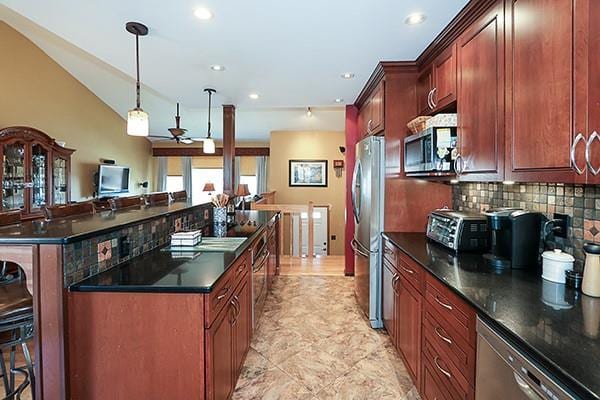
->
[[383, 232, 600, 400], [0, 200, 212, 245], [70, 210, 278, 293]]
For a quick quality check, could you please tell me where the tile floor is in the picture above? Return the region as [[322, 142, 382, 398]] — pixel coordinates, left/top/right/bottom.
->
[[232, 275, 419, 400]]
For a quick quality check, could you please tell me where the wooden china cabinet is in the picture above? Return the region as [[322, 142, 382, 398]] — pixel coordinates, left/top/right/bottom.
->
[[0, 126, 75, 219]]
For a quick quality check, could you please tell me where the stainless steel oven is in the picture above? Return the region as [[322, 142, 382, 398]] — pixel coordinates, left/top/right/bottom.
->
[[404, 126, 457, 176], [251, 233, 269, 329]]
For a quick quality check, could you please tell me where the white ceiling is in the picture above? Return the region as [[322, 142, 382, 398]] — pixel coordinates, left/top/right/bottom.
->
[[0, 0, 468, 141]]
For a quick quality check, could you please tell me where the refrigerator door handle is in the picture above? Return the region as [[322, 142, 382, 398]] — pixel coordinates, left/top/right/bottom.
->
[[351, 160, 361, 224], [351, 238, 369, 257]]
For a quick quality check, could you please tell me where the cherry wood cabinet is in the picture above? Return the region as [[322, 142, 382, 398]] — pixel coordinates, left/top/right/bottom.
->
[[206, 297, 236, 400], [397, 275, 422, 386], [0, 127, 74, 219], [455, 1, 505, 181], [358, 81, 385, 137], [416, 44, 457, 116], [232, 277, 251, 382]]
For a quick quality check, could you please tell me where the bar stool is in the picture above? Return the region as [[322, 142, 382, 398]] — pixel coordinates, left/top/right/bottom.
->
[[43, 201, 95, 220], [109, 195, 143, 210], [0, 261, 34, 400], [144, 192, 170, 206], [170, 190, 188, 202]]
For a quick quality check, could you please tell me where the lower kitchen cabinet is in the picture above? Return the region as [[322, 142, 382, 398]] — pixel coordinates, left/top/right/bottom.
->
[[382, 239, 476, 400]]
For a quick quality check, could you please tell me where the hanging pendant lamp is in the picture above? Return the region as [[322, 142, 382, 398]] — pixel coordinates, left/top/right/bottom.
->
[[126, 22, 149, 137], [203, 88, 216, 154]]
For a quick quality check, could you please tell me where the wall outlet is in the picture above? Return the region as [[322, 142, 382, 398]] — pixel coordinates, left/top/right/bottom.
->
[[331, 235, 336, 241], [553, 213, 568, 238]]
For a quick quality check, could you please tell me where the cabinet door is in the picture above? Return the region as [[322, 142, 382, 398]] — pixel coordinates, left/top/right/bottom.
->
[[432, 43, 457, 110], [505, 0, 580, 182], [397, 277, 422, 387], [1, 141, 26, 212], [382, 260, 397, 344], [369, 81, 385, 135], [233, 279, 251, 379], [358, 98, 372, 137], [206, 301, 235, 400], [52, 156, 69, 205], [30, 143, 50, 213], [456, 1, 505, 181], [416, 67, 434, 115]]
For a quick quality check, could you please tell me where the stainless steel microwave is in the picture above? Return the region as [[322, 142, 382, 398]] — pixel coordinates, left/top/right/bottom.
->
[[404, 126, 457, 176]]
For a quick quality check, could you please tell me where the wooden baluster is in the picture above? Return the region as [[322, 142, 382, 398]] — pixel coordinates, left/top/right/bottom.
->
[[307, 201, 314, 259]]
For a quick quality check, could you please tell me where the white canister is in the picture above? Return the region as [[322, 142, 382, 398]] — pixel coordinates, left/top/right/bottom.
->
[[542, 249, 575, 284]]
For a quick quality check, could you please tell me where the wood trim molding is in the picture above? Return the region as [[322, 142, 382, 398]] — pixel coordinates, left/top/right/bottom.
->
[[152, 147, 270, 157], [355, 61, 417, 108]]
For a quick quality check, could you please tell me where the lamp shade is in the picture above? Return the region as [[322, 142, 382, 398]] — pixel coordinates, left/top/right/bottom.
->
[[203, 138, 216, 154], [127, 108, 149, 136], [203, 183, 215, 192], [235, 184, 250, 197]]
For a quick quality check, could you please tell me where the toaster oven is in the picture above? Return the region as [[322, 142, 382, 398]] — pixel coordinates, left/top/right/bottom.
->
[[427, 209, 488, 252]]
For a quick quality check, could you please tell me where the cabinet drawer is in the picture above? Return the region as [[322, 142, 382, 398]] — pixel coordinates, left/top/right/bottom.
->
[[205, 266, 236, 329], [383, 239, 398, 266], [398, 252, 423, 293], [423, 309, 475, 382], [423, 335, 472, 400], [233, 254, 250, 288], [423, 359, 452, 400], [424, 274, 476, 345]]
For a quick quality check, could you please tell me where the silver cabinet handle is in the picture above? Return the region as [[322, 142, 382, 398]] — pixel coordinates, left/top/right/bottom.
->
[[400, 265, 415, 275], [434, 327, 452, 344], [586, 131, 600, 175], [431, 87, 438, 108], [392, 274, 400, 294], [217, 286, 230, 300], [434, 356, 452, 378], [367, 119, 373, 134], [455, 154, 463, 176], [434, 295, 453, 310], [427, 89, 434, 110], [571, 133, 586, 175]]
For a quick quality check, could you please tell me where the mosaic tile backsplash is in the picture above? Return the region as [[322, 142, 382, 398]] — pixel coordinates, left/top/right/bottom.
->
[[63, 204, 213, 286], [452, 182, 600, 270]]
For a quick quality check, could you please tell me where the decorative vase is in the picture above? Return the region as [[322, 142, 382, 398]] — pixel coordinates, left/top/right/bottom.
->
[[213, 207, 227, 237]]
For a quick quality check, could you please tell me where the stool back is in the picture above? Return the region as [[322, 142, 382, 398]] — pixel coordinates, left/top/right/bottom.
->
[[43, 201, 95, 220], [144, 192, 170, 206], [170, 190, 188, 202], [0, 210, 21, 227], [109, 195, 142, 210]]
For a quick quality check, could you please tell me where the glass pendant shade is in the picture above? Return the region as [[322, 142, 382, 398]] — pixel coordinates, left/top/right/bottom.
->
[[203, 137, 216, 154], [127, 108, 149, 137]]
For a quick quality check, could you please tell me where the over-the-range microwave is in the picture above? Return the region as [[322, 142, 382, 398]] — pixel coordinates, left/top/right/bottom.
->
[[404, 126, 458, 176]]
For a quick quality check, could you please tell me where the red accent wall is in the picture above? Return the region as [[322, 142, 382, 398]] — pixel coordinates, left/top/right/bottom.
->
[[344, 105, 359, 276]]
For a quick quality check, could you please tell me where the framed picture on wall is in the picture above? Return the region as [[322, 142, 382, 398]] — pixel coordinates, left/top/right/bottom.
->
[[289, 160, 328, 187]]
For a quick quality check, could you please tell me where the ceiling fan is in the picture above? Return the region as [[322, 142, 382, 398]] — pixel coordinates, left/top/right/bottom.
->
[[148, 103, 203, 145]]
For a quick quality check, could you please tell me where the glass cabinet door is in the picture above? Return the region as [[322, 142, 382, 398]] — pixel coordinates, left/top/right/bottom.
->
[[31, 144, 49, 210], [2, 142, 26, 211], [53, 156, 68, 205]]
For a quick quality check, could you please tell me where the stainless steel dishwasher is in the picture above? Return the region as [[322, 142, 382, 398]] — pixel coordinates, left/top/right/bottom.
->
[[476, 318, 575, 400]]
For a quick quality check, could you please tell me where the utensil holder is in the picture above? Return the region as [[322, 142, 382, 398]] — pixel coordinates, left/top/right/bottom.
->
[[213, 207, 227, 226]]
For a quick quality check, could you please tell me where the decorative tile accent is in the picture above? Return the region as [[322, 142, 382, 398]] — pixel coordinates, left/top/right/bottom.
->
[[452, 182, 597, 269], [63, 204, 213, 286]]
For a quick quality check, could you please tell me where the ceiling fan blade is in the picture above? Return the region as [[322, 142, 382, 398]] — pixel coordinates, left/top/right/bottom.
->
[[168, 128, 187, 137], [147, 135, 174, 139]]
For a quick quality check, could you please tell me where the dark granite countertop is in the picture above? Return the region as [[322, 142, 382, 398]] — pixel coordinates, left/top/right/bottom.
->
[[0, 201, 210, 245], [70, 211, 278, 293], [383, 232, 599, 400]]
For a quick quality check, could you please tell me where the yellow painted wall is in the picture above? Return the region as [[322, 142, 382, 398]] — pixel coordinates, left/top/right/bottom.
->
[[0, 22, 152, 200], [166, 156, 255, 176], [268, 131, 346, 255]]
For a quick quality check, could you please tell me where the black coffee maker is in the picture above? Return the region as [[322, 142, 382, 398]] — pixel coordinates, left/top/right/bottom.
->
[[483, 208, 542, 269]]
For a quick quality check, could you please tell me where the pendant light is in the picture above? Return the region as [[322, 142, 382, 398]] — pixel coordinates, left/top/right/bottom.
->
[[126, 22, 149, 137], [203, 88, 216, 154]]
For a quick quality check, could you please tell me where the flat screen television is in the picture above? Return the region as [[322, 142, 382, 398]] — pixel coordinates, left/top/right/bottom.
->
[[98, 165, 130, 195]]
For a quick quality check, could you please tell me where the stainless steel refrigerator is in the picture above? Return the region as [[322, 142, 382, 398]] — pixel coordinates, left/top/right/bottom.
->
[[351, 135, 384, 328]]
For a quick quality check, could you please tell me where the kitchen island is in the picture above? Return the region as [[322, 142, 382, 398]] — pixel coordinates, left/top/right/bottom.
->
[[0, 199, 279, 400], [383, 232, 600, 400]]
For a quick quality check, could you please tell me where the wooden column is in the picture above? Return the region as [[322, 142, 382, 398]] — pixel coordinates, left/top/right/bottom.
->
[[344, 105, 358, 275], [223, 105, 236, 194]]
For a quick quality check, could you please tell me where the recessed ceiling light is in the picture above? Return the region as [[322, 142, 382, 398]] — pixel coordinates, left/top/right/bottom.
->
[[341, 73, 355, 79], [210, 65, 225, 71], [334, 98, 344, 103], [194, 7, 213, 20], [249, 93, 259, 100], [306, 107, 312, 117], [404, 12, 426, 25]]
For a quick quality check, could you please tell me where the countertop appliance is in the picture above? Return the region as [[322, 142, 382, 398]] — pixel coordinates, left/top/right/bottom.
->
[[404, 126, 457, 176], [251, 232, 269, 328], [476, 317, 575, 400], [426, 209, 488, 252], [351, 135, 384, 328], [583, 242, 600, 297], [483, 208, 542, 269]]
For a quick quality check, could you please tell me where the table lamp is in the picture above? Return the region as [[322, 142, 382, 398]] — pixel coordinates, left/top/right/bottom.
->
[[235, 184, 250, 211], [203, 183, 215, 196]]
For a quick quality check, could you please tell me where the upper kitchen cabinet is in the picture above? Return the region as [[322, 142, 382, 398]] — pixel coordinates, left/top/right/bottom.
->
[[455, 0, 505, 181], [358, 81, 385, 137], [505, 0, 588, 183], [416, 43, 457, 116]]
